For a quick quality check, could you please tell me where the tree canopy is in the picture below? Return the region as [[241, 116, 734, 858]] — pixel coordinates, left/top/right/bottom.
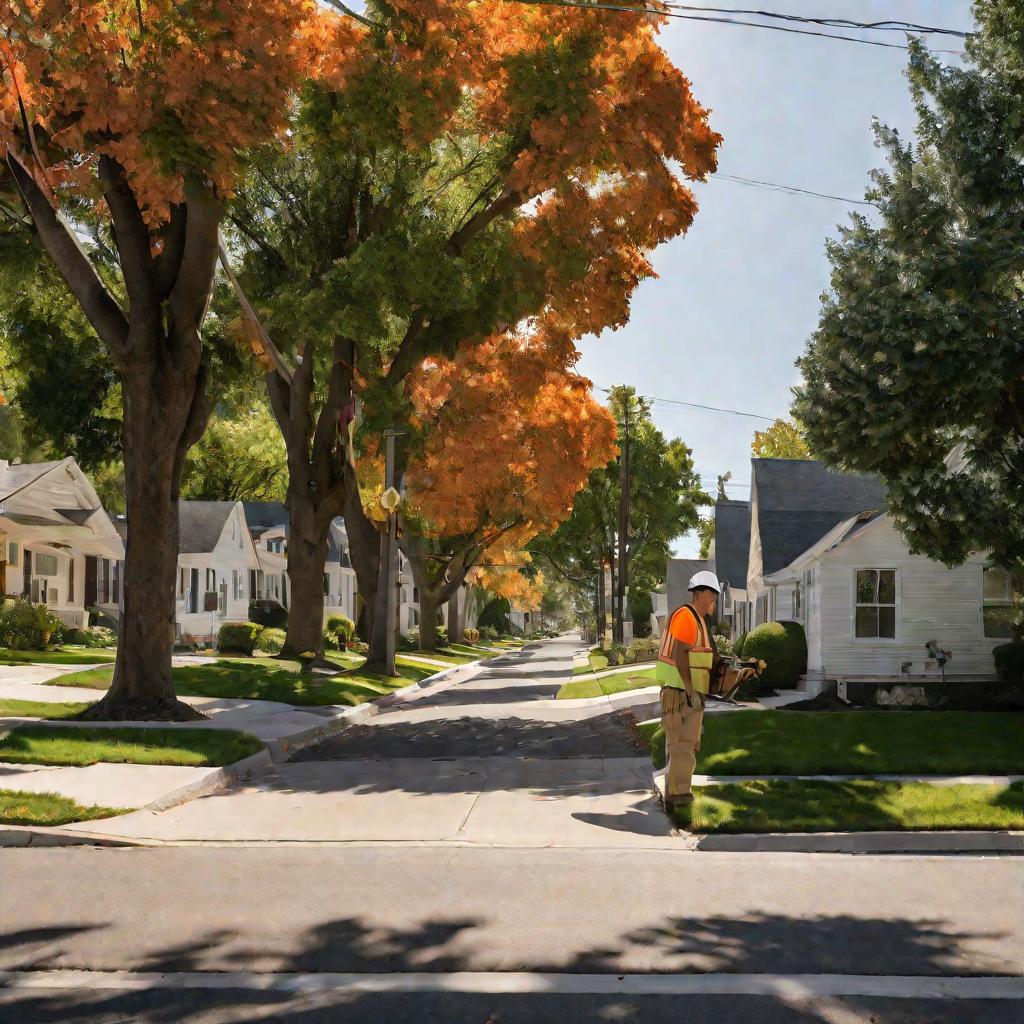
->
[[795, 6, 1024, 571], [751, 419, 810, 460]]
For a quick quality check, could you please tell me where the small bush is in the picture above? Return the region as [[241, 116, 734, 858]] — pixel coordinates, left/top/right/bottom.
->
[[713, 632, 735, 657], [255, 627, 285, 655], [0, 600, 59, 651], [734, 631, 747, 658], [217, 621, 264, 655], [397, 632, 418, 652], [994, 640, 1024, 684], [435, 625, 449, 647], [66, 626, 116, 649], [741, 620, 807, 692], [624, 635, 659, 664], [322, 629, 340, 651], [479, 625, 497, 642], [464, 627, 480, 643], [326, 614, 355, 648]]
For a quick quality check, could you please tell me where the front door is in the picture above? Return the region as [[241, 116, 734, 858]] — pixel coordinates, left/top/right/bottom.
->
[[84, 556, 97, 608]]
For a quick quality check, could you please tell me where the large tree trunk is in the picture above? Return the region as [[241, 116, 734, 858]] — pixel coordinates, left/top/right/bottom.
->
[[279, 497, 329, 660], [418, 587, 440, 652], [448, 589, 465, 644], [84, 362, 210, 721], [345, 481, 387, 670]]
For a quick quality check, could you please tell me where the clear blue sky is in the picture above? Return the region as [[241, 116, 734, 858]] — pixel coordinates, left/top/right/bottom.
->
[[572, 0, 976, 557]]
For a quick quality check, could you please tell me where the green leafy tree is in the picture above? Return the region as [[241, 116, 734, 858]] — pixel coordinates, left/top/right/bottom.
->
[[697, 516, 715, 559], [795, 7, 1024, 571], [533, 387, 710, 635], [751, 419, 810, 460]]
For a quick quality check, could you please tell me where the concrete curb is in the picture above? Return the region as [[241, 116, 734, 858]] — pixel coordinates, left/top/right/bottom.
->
[[0, 655, 492, 848], [689, 830, 1024, 854]]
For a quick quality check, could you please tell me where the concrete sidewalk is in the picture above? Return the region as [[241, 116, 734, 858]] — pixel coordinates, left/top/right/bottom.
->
[[0, 655, 489, 825]]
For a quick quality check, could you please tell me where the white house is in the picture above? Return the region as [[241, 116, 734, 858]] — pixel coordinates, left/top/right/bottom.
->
[[712, 498, 751, 637], [174, 501, 261, 644], [745, 458, 1016, 684], [0, 458, 124, 627]]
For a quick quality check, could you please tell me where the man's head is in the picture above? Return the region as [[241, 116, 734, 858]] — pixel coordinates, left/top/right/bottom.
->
[[687, 570, 721, 617]]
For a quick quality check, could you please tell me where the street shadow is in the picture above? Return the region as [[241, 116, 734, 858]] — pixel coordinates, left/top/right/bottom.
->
[[0, 910, 1014, 1023], [571, 803, 674, 838]]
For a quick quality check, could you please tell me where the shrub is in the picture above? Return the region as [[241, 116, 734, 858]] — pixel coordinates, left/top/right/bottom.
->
[[435, 625, 449, 647], [326, 614, 355, 648], [713, 632, 735, 658], [624, 635, 659, 664], [478, 597, 511, 634], [740, 620, 807, 692], [994, 640, 1024, 683], [734, 631, 747, 658], [604, 642, 627, 667], [0, 599, 57, 650], [397, 632, 418, 652], [255, 627, 285, 655], [217, 621, 264, 655], [66, 626, 117, 649], [322, 628, 340, 651], [464, 627, 480, 643], [479, 625, 497, 642]]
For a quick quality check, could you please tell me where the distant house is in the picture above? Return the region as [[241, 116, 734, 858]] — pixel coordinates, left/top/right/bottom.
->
[[242, 501, 291, 610], [175, 501, 260, 644], [714, 498, 751, 637], [745, 458, 1014, 683], [0, 458, 124, 627]]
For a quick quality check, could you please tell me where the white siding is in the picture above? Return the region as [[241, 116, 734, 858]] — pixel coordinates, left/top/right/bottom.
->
[[818, 517, 998, 678]]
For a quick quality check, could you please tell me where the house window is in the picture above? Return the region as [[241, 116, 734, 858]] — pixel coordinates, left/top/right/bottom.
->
[[7, 542, 18, 568], [855, 569, 897, 639], [983, 567, 1021, 639], [793, 581, 802, 620], [218, 581, 227, 613], [68, 559, 75, 603], [111, 562, 120, 605], [35, 553, 58, 577]]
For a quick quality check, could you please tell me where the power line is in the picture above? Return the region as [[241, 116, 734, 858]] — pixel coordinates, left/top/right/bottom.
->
[[503, 1, 966, 54], [597, 386, 777, 421], [713, 173, 877, 208]]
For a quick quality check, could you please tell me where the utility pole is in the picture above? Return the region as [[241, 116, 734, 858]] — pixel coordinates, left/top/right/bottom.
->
[[372, 429, 403, 676], [615, 396, 630, 644]]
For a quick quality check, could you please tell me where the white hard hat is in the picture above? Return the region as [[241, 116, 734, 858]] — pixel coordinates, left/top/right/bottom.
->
[[688, 570, 721, 594]]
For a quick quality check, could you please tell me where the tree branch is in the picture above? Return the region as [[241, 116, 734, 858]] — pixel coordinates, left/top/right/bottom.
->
[[99, 154, 155, 315], [154, 202, 188, 299], [322, 0, 381, 29], [5, 148, 129, 358], [312, 336, 355, 472], [168, 177, 222, 340], [447, 187, 521, 256]]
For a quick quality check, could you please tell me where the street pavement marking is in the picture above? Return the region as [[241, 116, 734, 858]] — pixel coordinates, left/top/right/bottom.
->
[[0, 971, 1022, 1000]]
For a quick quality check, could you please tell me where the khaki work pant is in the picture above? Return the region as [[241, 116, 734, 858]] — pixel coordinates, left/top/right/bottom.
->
[[660, 686, 704, 798]]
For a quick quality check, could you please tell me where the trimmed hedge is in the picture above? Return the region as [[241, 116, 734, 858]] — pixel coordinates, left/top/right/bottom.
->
[[217, 621, 263, 655], [255, 627, 285, 655], [326, 614, 355, 648], [0, 600, 64, 651], [994, 641, 1024, 684], [740, 620, 807, 691]]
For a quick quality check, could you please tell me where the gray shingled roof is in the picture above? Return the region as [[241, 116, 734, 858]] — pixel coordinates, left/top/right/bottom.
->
[[666, 557, 716, 613], [753, 459, 886, 575], [178, 501, 236, 554], [242, 501, 289, 534], [714, 499, 751, 591], [0, 460, 64, 500]]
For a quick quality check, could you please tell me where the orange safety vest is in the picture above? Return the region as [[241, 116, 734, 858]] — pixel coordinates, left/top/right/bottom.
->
[[656, 604, 716, 696]]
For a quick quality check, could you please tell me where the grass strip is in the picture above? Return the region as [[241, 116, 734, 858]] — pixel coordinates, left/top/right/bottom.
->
[[558, 667, 657, 700], [670, 779, 1024, 834], [0, 647, 116, 665], [0, 789, 128, 827], [642, 710, 1024, 775], [50, 659, 432, 707], [0, 725, 264, 767], [0, 699, 94, 720]]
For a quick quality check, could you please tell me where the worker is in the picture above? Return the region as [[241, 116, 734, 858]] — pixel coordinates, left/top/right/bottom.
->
[[656, 570, 755, 810]]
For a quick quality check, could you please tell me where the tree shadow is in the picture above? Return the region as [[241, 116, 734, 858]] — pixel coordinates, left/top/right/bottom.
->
[[0, 909, 1014, 1023]]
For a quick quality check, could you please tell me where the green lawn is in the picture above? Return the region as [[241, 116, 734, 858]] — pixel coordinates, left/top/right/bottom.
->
[[0, 647, 117, 666], [670, 779, 1024, 834], [641, 711, 1024, 775], [0, 789, 128, 827], [558, 666, 657, 700], [0, 725, 264, 767], [399, 649, 476, 666], [0, 699, 94, 720], [50, 658, 433, 707]]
